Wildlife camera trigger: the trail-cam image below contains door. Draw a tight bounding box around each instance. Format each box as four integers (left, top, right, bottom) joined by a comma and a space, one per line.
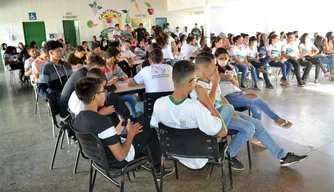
62, 20, 79, 47
155, 17, 167, 29
22, 22, 46, 47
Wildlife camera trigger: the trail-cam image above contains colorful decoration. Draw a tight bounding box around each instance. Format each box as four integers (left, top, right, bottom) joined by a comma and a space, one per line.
89, 1, 103, 16
99, 9, 123, 35
87, 20, 98, 28
131, 0, 141, 13
144, 2, 154, 15
122, 10, 131, 24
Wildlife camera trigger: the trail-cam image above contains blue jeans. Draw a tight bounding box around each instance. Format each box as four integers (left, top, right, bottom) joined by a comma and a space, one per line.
120, 94, 138, 117
228, 112, 286, 159
135, 101, 144, 114
269, 61, 293, 81
225, 91, 279, 121
164, 59, 175, 67
317, 55, 334, 74
233, 63, 257, 85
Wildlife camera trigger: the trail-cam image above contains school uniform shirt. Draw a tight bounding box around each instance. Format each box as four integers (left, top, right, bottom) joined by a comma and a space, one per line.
133, 64, 174, 93
121, 50, 136, 58
150, 95, 223, 169
218, 68, 241, 96
182, 31, 189, 37
266, 44, 280, 58
164, 28, 171, 35
32, 57, 47, 76
180, 44, 198, 61
299, 43, 313, 53
230, 45, 247, 63
152, 36, 175, 60
24, 57, 35, 69
38, 61, 73, 101
73, 110, 135, 167
258, 46, 267, 57
68, 91, 84, 116
113, 30, 122, 37
190, 79, 224, 109
174, 31, 180, 38
246, 46, 258, 59
134, 47, 146, 56
103, 64, 127, 80
281, 42, 298, 57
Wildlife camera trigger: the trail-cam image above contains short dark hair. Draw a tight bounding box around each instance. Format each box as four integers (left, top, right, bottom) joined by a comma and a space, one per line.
195, 52, 215, 67
106, 47, 120, 59
109, 41, 120, 48
87, 68, 107, 82
241, 33, 249, 38
44, 40, 63, 53
26, 45, 36, 52
149, 48, 163, 63
115, 24, 119, 27
76, 46, 85, 52
75, 77, 103, 104
249, 36, 257, 43
91, 43, 100, 50
176, 26, 179, 29
123, 40, 131, 44
82, 41, 88, 45
186, 36, 195, 43
202, 47, 212, 53
172, 60, 196, 86
86, 55, 106, 68
214, 48, 228, 57
233, 35, 242, 44
287, 32, 294, 37
280, 31, 285, 36
30, 41, 36, 46
139, 23, 143, 25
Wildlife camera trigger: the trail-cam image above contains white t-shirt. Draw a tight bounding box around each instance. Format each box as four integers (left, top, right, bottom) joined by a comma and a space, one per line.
278, 39, 286, 49
113, 30, 122, 37
180, 44, 198, 61
68, 91, 84, 116
121, 49, 136, 58
246, 46, 258, 59
150, 95, 223, 169
212, 47, 217, 55
134, 47, 146, 55
174, 31, 180, 37
299, 43, 313, 53
219, 69, 241, 96
281, 43, 298, 57
24, 57, 36, 69
133, 64, 174, 93
267, 44, 280, 58
230, 45, 247, 62
182, 31, 189, 37
152, 36, 175, 60
190, 79, 224, 109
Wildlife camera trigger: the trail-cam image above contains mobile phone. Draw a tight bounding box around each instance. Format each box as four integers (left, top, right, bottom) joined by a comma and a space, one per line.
131, 117, 139, 124
121, 121, 127, 126
118, 77, 124, 82
225, 70, 232, 75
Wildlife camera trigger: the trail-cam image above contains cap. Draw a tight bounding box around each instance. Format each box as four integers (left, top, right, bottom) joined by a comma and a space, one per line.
218, 32, 226, 38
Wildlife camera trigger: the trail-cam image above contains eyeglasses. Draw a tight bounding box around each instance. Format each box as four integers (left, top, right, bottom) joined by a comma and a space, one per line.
96, 89, 108, 95
189, 76, 198, 83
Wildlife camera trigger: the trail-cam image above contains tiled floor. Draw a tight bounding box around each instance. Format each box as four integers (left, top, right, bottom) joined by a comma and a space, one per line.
0, 71, 334, 192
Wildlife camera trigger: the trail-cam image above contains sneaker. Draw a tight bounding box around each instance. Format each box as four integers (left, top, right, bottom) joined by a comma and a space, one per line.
302, 81, 307, 85
253, 84, 260, 90
155, 168, 175, 181
228, 157, 245, 170
297, 81, 304, 87
258, 77, 264, 81
265, 83, 274, 89
240, 84, 249, 89
280, 152, 308, 167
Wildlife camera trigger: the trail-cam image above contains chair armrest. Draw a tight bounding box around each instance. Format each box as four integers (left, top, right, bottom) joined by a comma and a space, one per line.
121, 156, 150, 173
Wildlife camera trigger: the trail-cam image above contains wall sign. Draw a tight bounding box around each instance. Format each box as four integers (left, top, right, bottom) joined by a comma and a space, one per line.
29, 12, 37, 20
63, 12, 78, 20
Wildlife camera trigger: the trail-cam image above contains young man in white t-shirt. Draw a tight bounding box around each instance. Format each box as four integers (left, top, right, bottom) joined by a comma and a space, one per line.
128, 48, 174, 114
180, 36, 200, 61
190, 52, 308, 170
281, 32, 312, 86
24, 45, 38, 77
150, 60, 227, 169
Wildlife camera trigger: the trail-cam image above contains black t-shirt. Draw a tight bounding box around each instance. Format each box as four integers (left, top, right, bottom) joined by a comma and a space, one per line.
73, 110, 127, 167
135, 28, 146, 41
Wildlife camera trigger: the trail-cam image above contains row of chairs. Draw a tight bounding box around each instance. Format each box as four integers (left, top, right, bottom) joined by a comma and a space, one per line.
49, 91, 253, 192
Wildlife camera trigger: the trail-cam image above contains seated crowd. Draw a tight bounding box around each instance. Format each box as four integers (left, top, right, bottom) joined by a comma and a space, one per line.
7, 22, 334, 188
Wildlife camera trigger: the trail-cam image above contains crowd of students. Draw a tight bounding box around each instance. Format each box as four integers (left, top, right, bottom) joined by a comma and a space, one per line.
5, 23, 330, 186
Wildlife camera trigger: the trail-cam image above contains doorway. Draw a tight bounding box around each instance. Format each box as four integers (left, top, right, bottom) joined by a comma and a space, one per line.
22, 22, 46, 47
62, 20, 80, 47
155, 17, 167, 29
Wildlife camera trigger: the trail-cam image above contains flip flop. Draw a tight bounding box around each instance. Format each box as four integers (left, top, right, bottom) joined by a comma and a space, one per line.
250, 139, 267, 149
275, 120, 292, 129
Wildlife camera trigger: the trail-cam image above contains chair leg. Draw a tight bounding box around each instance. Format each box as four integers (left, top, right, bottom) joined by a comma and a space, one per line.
34, 95, 39, 115
132, 171, 136, 178
227, 148, 233, 188
65, 129, 70, 145
89, 161, 94, 192
174, 160, 179, 180
73, 148, 80, 174
60, 129, 66, 149
50, 128, 64, 170
207, 165, 214, 179
120, 175, 125, 192
127, 172, 132, 182
91, 169, 97, 190
160, 156, 165, 192
247, 141, 252, 169
221, 161, 225, 192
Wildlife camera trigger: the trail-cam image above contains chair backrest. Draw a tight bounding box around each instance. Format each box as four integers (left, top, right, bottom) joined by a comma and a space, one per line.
158, 123, 220, 161
46, 92, 60, 126
71, 124, 110, 173
144, 92, 173, 117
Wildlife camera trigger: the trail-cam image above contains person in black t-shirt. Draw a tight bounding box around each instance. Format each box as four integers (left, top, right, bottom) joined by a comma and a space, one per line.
73, 77, 175, 177
135, 23, 146, 41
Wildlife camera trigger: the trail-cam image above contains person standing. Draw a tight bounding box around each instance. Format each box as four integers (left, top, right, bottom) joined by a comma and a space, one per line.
191, 23, 202, 41
135, 23, 146, 41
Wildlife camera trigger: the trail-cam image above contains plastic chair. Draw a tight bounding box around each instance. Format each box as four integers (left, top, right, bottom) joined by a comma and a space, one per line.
158, 123, 233, 192
73, 128, 159, 192
143, 92, 173, 118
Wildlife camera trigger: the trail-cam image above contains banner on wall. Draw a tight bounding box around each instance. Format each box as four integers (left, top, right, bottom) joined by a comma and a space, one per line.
98, 9, 123, 37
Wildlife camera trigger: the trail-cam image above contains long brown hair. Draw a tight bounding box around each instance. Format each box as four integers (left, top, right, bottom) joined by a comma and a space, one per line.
154, 26, 168, 48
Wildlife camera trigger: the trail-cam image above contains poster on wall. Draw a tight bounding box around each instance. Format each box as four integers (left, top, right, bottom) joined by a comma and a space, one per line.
98, 9, 123, 37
